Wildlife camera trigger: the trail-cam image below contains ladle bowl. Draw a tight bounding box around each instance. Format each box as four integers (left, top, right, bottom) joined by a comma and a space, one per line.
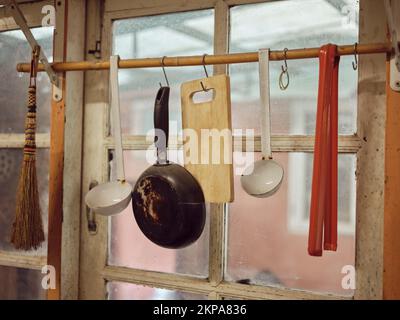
85, 181, 132, 216
240, 158, 284, 198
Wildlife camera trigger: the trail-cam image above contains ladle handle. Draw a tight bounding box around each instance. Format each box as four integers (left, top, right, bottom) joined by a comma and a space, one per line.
258, 49, 272, 160
110, 55, 125, 181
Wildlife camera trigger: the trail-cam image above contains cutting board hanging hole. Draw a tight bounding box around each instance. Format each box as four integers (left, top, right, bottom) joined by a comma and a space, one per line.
191, 88, 215, 104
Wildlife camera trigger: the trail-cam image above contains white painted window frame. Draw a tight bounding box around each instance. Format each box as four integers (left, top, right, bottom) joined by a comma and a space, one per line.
0, 0, 52, 272
79, 0, 384, 300
0, 0, 384, 301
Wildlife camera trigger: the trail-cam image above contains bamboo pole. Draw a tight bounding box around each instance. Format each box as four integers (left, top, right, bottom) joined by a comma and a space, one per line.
16, 42, 393, 73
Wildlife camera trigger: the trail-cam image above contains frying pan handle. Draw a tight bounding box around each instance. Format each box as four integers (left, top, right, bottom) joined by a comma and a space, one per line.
154, 86, 170, 164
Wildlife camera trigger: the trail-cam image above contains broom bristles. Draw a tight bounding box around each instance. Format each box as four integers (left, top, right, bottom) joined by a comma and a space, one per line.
11, 62, 45, 250
11, 155, 45, 250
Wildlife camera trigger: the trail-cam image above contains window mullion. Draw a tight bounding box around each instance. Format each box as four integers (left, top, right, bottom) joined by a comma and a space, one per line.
109, 135, 362, 153
0, 251, 46, 271
0, 133, 50, 148
208, 0, 230, 287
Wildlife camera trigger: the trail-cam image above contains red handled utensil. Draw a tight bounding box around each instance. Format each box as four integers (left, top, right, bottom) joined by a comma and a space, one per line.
308, 44, 339, 256
324, 46, 339, 251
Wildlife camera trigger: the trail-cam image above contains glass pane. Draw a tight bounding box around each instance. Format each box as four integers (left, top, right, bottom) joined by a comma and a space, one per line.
112, 10, 214, 135
0, 266, 46, 299
109, 150, 209, 277
229, 0, 358, 135
0, 149, 49, 255
226, 152, 356, 296
107, 282, 207, 300
0, 27, 54, 133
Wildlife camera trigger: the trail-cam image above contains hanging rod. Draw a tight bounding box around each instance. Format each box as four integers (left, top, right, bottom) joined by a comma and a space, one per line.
16, 42, 393, 73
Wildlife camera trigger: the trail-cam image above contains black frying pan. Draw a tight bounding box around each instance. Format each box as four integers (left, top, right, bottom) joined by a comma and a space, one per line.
131, 86, 206, 249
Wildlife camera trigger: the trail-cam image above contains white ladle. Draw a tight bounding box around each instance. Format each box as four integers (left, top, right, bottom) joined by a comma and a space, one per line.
240, 48, 284, 198
85, 55, 133, 216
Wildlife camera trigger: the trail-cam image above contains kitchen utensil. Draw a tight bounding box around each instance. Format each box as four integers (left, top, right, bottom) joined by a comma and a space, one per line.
131, 86, 206, 249
11, 45, 45, 250
181, 74, 234, 203
308, 44, 339, 256
240, 49, 284, 198
85, 55, 132, 216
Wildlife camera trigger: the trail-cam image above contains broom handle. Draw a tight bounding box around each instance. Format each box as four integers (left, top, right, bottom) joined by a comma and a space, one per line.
24, 46, 40, 155
110, 55, 125, 182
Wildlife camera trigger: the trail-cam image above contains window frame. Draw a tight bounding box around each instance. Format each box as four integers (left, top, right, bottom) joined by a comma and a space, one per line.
0, 0, 53, 274
0, 0, 53, 32
78, 0, 383, 300
0, 0, 385, 301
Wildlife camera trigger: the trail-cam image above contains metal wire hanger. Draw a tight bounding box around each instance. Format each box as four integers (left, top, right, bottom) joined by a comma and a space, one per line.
159, 56, 170, 87
279, 48, 290, 90
200, 54, 209, 92
352, 42, 358, 70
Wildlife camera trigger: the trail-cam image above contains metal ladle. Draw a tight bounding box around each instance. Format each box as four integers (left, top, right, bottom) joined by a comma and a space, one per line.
85, 55, 133, 216
240, 48, 284, 198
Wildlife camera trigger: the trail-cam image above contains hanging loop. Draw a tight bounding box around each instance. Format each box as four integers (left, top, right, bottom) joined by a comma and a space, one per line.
160, 56, 170, 87
30, 45, 40, 87
352, 42, 358, 71
200, 54, 209, 92
279, 48, 290, 90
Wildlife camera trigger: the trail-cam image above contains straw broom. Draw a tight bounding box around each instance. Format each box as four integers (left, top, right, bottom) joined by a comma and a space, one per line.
11, 46, 45, 250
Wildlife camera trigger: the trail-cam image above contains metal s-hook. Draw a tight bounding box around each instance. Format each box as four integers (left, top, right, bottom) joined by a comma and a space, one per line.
281, 48, 288, 73
159, 56, 170, 87
202, 54, 209, 78
200, 54, 209, 92
279, 48, 290, 90
352, 42, 358, 71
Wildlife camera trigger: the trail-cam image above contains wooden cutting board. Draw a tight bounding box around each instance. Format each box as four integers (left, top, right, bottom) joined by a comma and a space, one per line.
181, 74, 234, 203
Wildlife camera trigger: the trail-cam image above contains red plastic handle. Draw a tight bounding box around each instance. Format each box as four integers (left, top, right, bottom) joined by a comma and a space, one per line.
324, 47, 339, 251
308, 44, 339, 256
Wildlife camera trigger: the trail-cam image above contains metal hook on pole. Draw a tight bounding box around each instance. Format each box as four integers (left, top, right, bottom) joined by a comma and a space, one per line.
200, 54, 209, 92
202, 54, 209, 78
159, 56, 170, 87
279, 48, 290, 90
352, 42, 358, 71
